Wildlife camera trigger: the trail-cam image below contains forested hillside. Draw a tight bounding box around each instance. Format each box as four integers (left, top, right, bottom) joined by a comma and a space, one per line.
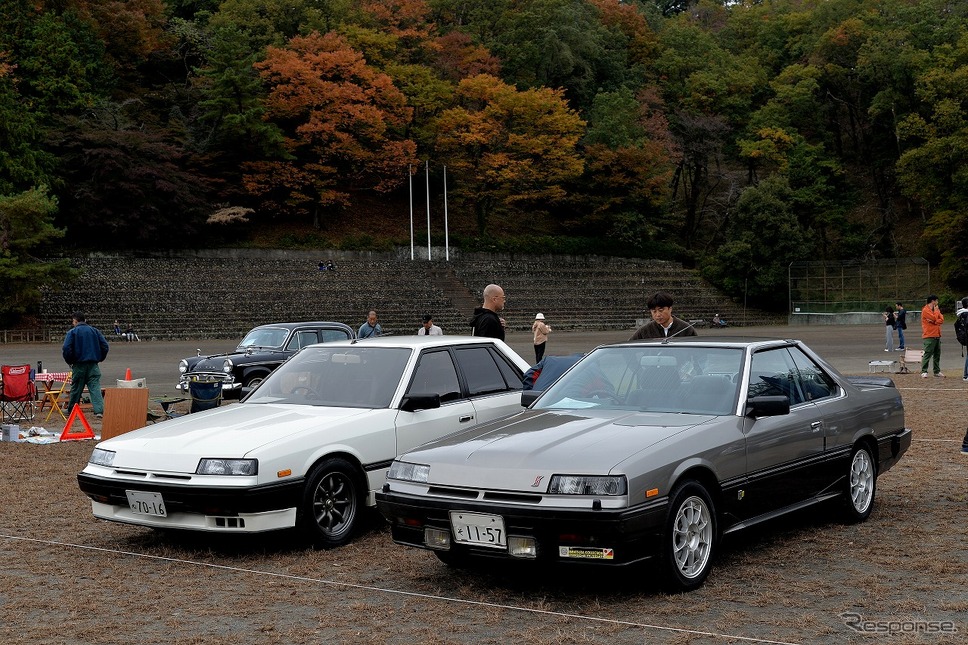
1, 0, 966, 320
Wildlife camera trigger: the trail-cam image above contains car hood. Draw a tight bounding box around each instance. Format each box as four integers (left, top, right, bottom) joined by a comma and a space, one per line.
97, 404, 377, 471
404, 409, 711, 488
190, 348, 284, 370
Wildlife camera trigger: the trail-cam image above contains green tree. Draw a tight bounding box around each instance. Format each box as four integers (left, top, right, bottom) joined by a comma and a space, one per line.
896, 33, 968, 287
702, 175, 814, 310
0, 186, 75, 325
0, 54, 53, 193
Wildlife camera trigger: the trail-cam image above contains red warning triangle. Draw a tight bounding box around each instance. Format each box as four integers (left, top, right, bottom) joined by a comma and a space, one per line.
60, 404, 96, 441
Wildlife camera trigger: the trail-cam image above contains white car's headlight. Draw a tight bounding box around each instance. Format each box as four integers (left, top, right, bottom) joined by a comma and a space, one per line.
89, 448, 116, 467
196, 458, 258, 476
178, 359, 188, 374
222, 359, 233, 374
548, 475, 627, 496
387, 461, 430, 483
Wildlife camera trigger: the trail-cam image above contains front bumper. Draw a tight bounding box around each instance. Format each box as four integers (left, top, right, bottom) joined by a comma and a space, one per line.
375, 487, 669, 566
176, 372, 240, 393
77, 472, 304, 533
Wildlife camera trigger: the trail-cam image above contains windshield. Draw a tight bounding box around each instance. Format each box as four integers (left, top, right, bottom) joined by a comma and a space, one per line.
238, 327, 288, 349
245, 346, 412, 408
533, 345, 744, 415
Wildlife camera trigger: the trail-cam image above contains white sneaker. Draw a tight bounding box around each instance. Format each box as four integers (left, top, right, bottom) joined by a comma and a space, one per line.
935, 372, 946, 378
885, 349, 891, 352
921, 372, 928, 378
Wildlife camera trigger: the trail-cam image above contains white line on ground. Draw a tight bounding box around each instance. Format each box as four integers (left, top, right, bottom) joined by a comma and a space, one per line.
0, 534, 801, 645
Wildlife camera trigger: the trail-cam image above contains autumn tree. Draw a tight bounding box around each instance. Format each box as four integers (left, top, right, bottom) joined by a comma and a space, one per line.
250, 32, 418, 227
432, 74, 585, 234
572, 86, 674, 252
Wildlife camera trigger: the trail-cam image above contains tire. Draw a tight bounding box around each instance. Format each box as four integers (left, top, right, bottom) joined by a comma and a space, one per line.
843, 444, 877, 523
300, 458, 362, 547
662, 480, 717, 592
243, 374, 266, 389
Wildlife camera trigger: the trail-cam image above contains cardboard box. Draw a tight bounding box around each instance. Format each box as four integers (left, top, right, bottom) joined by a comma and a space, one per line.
1, 424, 22, 442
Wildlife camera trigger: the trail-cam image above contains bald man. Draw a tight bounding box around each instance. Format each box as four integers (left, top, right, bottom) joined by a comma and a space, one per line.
469, 283, 506, 340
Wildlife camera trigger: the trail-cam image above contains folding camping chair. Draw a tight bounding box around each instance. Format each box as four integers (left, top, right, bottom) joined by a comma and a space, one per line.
1, 364, 37, 423
189, 380, 222, 413
41, 372, 72, 422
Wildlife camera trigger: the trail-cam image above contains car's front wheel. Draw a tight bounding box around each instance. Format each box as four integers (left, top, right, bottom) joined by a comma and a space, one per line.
243, 373, 266, 389
300, 458, 361, 547
662, 480, 717, 592
843, 444, 876, 522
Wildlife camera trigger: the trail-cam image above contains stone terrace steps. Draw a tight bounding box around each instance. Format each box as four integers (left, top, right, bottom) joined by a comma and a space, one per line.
36, 251, 781, 340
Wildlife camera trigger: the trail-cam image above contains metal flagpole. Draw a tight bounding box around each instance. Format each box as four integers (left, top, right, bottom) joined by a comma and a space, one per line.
425, 160, 431, 261
408, 165, 414, 260
443, 165, 449, 261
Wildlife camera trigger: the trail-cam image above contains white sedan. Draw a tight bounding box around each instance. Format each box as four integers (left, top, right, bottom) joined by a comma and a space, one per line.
78, 336, 531, 546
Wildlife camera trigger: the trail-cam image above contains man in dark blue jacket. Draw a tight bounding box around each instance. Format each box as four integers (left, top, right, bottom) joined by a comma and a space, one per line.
62, 312, 110, 418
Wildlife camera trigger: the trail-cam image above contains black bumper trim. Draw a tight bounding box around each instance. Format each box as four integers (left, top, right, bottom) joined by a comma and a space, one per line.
376, 489, 669, 566
77, 472, 305, 516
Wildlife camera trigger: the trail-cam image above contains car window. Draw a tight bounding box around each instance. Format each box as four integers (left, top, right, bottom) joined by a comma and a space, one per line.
246, 346, 411, 408
490, 348, 525, 390
454, 347, 516, 396
286, 330, 319, 350
788, 346, 838, 401
748, 348, 805, 405
407, 350, 462, 402
533, 346, 742, 414
239, 326, 288, 348
321, 328, 352, 342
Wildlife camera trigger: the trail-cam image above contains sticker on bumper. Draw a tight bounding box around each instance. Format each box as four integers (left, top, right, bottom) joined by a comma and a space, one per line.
558, 546, 614, 560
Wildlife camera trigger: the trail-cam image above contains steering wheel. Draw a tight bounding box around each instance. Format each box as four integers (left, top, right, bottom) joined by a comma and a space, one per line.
290, 386, 318, 398
585, 389, 618, 402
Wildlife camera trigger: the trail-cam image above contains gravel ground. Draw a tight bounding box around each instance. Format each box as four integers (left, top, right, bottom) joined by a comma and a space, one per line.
0, 327, 966, 644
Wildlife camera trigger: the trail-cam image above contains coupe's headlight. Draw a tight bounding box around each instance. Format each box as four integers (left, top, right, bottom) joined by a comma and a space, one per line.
89, 448, 116, 467
387, 460, 430, 483
196, 458, 258, 476
178, 359, 188, 374
222, 359, 233, 374
548, 475, 627, 496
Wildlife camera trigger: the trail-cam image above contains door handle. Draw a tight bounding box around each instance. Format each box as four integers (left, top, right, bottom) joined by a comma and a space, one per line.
459, 415, 474, 423
810, 421, 823, 432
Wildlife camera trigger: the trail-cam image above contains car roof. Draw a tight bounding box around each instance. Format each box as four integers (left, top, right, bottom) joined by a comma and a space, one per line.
320, 335, 512, 349
250, 321, 353, 331
611, 337, 800, 350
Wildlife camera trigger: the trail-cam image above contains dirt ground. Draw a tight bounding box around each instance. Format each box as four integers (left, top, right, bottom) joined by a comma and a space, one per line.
0, 327, 966, 644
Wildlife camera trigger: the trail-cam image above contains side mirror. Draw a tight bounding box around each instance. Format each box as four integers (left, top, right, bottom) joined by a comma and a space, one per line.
745, 395, 790, 417
400, 393, 441, 412
521, 390, 541, 407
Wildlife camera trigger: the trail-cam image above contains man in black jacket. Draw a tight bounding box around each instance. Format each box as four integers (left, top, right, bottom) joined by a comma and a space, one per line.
469, 284, 506, 340
629, 292, 698, 340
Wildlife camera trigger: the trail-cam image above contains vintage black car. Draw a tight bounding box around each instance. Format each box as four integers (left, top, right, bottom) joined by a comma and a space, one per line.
176, 321, 355, 395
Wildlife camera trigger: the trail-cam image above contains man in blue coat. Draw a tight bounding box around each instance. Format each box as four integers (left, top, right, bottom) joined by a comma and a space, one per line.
62, 312, 110, 418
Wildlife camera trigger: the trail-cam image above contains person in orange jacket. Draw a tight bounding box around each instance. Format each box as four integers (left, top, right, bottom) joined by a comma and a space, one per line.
920, 294, 944, 377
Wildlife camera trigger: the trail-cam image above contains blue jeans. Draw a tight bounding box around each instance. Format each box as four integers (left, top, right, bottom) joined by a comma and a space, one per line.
897, 326, 905, 349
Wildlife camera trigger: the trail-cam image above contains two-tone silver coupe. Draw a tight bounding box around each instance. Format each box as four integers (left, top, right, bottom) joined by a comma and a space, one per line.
376, 338, 911, 590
